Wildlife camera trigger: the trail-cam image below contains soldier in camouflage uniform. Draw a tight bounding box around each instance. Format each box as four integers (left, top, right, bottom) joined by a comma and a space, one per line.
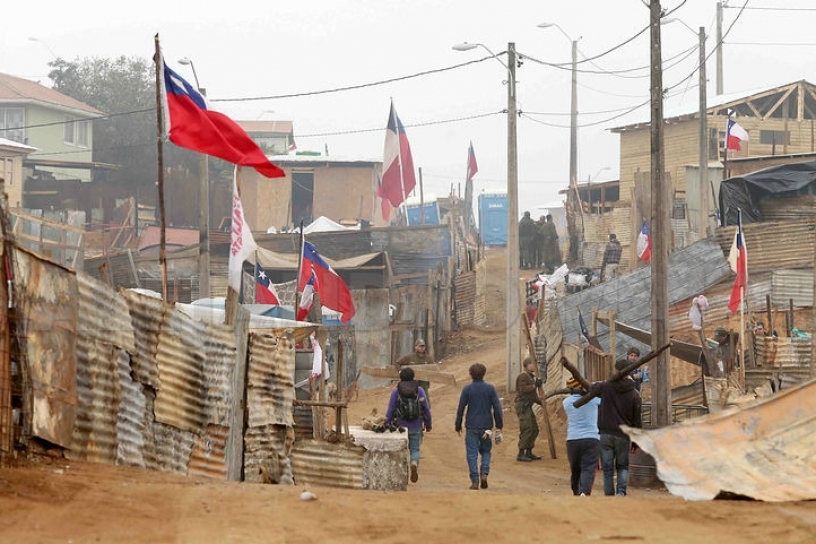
514, 357, 543, 462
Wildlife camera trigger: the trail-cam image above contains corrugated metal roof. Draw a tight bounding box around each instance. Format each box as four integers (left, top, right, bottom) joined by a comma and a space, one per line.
625, 378, 816, 501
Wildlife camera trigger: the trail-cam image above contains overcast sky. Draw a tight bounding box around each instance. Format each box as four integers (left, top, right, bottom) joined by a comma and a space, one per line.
4, 1, 816, 216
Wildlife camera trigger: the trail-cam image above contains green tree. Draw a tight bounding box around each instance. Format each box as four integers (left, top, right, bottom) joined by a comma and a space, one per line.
48, 56, 198, 189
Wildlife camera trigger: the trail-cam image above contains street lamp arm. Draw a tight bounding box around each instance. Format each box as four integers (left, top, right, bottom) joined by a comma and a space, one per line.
451, 42, 508, 70
178, 57, 201, 91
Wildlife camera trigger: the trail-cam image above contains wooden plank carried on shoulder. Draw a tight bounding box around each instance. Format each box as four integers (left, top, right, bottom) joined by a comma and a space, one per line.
361, 365, 457, 386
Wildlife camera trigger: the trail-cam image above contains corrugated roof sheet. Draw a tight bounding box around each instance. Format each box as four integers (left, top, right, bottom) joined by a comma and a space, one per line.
625, 378, 816, 501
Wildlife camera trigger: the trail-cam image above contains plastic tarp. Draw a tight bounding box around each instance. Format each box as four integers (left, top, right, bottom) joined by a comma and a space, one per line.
718, 160, 816, 225
299, 216, 360, 234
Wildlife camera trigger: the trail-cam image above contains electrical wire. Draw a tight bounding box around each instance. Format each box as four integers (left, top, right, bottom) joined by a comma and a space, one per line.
211, 55, 504, 103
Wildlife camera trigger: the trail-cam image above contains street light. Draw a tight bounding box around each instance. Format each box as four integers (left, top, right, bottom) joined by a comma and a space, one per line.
662, 18, 709, 237
453, 41, 521, 391
537, 22, 580, 260
28, 37, 58, 59
177, 57, 210, 299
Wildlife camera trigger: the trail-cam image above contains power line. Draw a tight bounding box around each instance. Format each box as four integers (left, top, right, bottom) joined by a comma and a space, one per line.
211, 55, 503, 103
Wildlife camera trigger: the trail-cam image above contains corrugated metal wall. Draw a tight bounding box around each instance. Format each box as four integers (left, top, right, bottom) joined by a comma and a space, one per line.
10, 245, 307, 483
453, 259, 486, 327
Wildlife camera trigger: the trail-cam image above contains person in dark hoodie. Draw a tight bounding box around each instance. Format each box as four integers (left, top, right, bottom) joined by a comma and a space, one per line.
584, 358, 642, 496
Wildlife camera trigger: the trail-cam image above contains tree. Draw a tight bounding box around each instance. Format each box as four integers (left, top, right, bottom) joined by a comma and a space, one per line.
49, 56, 200, 188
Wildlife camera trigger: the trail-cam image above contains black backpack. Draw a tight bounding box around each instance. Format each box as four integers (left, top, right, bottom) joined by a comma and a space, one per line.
396, 381, 422, 421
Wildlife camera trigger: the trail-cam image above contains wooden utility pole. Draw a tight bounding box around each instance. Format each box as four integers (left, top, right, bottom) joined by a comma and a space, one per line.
698, 26, 709, 238
650, 1, 671, 427
506, 42, 522, 392
716, 1, 724, 95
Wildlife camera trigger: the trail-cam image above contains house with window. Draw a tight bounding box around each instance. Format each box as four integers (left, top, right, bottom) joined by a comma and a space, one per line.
236, 120, 296, 156
0, 72, 103, 198
570, 79, 816, 273
237, 153, 384, 233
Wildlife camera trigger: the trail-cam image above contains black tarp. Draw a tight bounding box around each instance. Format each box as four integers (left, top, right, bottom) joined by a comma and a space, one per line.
718, 160, 816, 225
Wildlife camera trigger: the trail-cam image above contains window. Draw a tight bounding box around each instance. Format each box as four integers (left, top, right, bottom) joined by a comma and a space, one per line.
64, 116, 76, 144
759, 130, 790, 145
63, 116, 90, 147
0, 107, 25, 143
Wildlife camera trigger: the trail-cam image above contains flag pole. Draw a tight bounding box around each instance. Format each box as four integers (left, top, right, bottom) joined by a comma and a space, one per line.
153, 34, 168, 302
738, 208, 746, 391
295, 221, 305, 318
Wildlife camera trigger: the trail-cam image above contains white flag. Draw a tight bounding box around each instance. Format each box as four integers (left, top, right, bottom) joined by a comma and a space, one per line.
227, 167, 257, 292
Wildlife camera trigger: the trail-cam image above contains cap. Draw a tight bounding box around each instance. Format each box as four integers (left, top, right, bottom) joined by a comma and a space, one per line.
714, 327, 728, 338
415, 338, 426, 347
566, 377, 581, 389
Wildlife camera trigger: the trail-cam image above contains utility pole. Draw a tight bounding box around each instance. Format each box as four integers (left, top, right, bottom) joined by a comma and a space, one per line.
506, 42, 521, 392
569, 39, 578, 215
650, 1, 670, 427
716, 1, 724, 95
698, 26, 709, 238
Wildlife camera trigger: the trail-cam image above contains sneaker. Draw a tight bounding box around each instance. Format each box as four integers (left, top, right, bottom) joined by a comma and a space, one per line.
579, 493, 587, 497
469, 481, 479, 490
410, 463, 418, 483
616, 492, 626, 497
480, 473, 488, 489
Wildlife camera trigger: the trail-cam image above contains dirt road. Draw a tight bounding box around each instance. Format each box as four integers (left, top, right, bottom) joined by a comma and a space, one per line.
2, 247, 816, 543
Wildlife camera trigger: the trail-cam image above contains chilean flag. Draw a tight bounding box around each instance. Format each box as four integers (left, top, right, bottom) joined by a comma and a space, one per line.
726, 119, 749, 151
728, 210, 748, 314
158, 51, 284, 178
636, 219, 652, 262
297, 266, 317, 321
467, 141, 478, 181
376, 173, 391, 222
255, 262, 280, 305
380, 101, 416, 211
298, 241, 356, 323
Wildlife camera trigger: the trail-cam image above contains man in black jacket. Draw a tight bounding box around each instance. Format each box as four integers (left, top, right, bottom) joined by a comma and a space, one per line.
586, 358, 642, 496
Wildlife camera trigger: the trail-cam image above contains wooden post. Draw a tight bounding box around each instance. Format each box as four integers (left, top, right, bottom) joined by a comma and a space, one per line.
765, 295, 773, 336
521, 310, 556, 459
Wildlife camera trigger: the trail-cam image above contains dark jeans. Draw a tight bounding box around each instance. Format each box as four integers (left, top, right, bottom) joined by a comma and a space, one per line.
465, 429, 493, 483
566, 438, 600, 495
515, 402, 539, 450
600, 433, 630, 496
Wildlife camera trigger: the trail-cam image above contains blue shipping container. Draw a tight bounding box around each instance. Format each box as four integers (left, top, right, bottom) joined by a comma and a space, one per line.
406, 201, 440, 225
478, 193, 508, 245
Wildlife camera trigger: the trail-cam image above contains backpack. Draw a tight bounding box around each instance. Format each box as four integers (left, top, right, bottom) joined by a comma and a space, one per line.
396, 381, 422, 421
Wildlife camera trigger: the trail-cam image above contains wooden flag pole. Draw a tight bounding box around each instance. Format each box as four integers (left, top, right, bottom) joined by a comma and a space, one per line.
521, 309, 556, 459
153, 35, 168, 302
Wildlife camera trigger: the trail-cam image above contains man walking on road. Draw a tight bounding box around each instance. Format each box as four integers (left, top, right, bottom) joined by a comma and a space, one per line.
455, 363, 504, 490
514, 357, 543, 462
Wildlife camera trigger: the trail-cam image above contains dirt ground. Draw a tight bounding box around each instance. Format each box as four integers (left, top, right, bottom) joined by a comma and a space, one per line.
2, 247, 816, 543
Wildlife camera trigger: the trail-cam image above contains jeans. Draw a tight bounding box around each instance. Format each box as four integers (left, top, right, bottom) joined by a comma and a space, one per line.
600, 433, 630, 496
407, 428, 423, 465
465, 429, 492, 483
566, 438, 600, 495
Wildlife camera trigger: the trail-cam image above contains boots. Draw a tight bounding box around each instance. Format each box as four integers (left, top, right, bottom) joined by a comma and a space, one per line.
517, 449, 532, 462
527, 449, 542, 461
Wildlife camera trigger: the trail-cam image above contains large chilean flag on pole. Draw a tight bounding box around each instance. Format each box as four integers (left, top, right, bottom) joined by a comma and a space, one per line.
379, 100, 416, 214
298, 241, 356, 323
158, 50, 284, 178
